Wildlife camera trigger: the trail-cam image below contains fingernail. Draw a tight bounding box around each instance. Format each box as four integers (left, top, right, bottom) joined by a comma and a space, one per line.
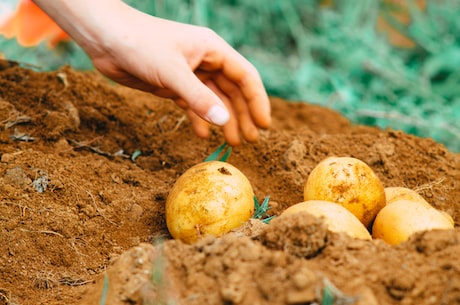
205, 105, 229, 126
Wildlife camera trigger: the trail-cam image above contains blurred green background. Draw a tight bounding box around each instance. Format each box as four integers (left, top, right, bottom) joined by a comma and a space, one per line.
1, 0, 459, 152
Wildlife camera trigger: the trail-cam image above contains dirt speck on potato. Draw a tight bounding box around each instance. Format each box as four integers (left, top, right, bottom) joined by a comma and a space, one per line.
218, 166, 232, 175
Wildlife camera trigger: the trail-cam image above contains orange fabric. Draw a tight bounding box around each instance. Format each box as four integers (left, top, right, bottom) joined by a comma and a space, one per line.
377, 0, 426, 48
0, 0, 70, 48
321, 0, 426, 48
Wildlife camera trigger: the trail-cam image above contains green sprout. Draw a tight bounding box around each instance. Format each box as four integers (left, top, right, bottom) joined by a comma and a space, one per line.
320, 278, 358, 305
99, 273, 109, 305
204, 142, 232, 162
321, 285, 334, 305
253, 195, 274, 224
131, 149, 142, 162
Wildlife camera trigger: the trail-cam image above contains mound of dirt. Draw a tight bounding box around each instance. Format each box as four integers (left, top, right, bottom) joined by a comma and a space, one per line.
0, 60, 458, 305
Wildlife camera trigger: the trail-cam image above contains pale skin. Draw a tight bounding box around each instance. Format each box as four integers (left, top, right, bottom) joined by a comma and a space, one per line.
32, 0, 271, 146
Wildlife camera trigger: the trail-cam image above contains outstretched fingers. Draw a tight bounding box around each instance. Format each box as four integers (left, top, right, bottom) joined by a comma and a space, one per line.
212, 73, 260, 142
205, 51, 271, 130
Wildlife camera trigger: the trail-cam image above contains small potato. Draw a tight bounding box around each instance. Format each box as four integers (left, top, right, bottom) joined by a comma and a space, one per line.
282, 200, 372, 240
384, 187, 429, 206
440, 211, 455, 226
372, 199, 454, 245
166, 161, 254, 244
384, 186, 455, 225
304, 157, 386, 228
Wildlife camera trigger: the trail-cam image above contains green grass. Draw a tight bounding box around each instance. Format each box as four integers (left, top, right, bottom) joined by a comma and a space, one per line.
2, 0, 459, 152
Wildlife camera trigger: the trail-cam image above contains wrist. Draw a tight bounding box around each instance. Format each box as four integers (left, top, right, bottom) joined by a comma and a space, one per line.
32, 0, 129, 56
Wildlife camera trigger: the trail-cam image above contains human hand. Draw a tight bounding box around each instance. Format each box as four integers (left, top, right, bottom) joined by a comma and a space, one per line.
91, 15, 272, 146
33, 0, 271, 146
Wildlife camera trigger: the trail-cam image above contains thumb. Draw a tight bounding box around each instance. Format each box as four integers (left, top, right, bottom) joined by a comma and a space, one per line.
164, 68, 230, 126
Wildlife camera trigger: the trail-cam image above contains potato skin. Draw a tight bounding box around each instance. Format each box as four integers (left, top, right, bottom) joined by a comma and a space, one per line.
384, 186, 455, 225
384, 187, 429, 206
372, 199, 454, 245
282, 200, 372, 240
303, 157, 386, 228
166, 161, 254, 244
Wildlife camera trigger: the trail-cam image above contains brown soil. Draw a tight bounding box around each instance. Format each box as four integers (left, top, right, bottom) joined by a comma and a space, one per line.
0, 60, 459, 305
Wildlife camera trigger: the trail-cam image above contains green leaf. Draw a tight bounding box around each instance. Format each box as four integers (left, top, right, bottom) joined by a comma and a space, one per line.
204, 143, 232, 162
253, 195, 274, 224
99, 273, 109, 305
131, 150, 142, 162
321, 285, 335, 305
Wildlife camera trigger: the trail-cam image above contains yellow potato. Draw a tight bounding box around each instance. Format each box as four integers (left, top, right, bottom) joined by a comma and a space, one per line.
166, 161, 254, 244
440, 211, 455, 226
372, 199, 454, 245
303, 156, 386, 228
282, 200, 372, 240
384, 186, 429, 206
384, 186, 455, 225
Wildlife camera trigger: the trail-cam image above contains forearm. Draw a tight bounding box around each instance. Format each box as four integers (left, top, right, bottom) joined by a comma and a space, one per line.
31, 0, 131, 55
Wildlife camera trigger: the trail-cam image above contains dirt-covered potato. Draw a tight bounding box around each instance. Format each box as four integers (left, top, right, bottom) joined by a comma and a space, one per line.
372, 199, 454, 245
303, 156, 386, 228
166, 161, 254, 244
282, 200, 372, 240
